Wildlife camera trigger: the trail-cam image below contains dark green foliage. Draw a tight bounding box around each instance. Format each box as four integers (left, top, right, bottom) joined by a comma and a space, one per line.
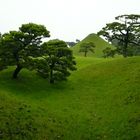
79, 42, 95, 57
0, 24, 76, 83
0, 23, 50, 78
103, 47, 116, 58
66, 41, 77, 47
76, 39, 80, 43
98, 14, 140, 57
66, 39, 80, 47
35, 39, 76, 83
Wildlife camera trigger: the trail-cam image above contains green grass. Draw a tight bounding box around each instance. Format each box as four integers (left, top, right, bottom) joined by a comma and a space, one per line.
72, 33, 115, 57
0, 56, 140, 139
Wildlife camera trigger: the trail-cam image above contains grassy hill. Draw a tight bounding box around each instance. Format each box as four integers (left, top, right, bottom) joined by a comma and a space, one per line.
0, 56, 140, 140
72, 33, 115, 57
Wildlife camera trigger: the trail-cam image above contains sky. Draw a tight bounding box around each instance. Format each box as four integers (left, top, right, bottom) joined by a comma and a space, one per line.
0, 0, 140, 41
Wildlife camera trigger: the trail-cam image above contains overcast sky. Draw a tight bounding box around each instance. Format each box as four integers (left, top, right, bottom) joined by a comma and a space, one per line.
0, 0, 140, 41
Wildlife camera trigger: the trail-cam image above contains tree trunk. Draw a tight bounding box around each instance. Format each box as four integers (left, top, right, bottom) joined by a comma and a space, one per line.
50, 69, 54, 84
12, 64, 22, 79
123, 47, 127, 57
123, 28, 129, 58
84, 51, 87, 57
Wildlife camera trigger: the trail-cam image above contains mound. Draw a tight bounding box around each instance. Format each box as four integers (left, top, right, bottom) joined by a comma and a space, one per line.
72, 33, 114, 57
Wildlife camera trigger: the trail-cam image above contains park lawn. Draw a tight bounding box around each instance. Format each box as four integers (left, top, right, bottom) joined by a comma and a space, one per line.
0, 56, 140, 140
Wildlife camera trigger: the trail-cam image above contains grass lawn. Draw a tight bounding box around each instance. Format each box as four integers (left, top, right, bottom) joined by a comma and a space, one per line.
0, 56, 140, 140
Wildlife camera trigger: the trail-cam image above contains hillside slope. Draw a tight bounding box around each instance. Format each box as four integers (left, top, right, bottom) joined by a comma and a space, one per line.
72, 33, 114, 57
0, 56, 140, 140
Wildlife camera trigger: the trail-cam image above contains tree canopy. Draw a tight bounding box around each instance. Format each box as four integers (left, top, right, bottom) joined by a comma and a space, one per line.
0, 23, 50, 78
102, 47, 116, 58
0, 24, 76, 84
79, 42, 95, 57
98, 14, 140, 57
0, 23, 76, 83
35, 39, 76, 83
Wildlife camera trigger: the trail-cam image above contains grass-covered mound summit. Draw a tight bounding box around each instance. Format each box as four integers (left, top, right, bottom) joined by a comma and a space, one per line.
72, 33, 114, 57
